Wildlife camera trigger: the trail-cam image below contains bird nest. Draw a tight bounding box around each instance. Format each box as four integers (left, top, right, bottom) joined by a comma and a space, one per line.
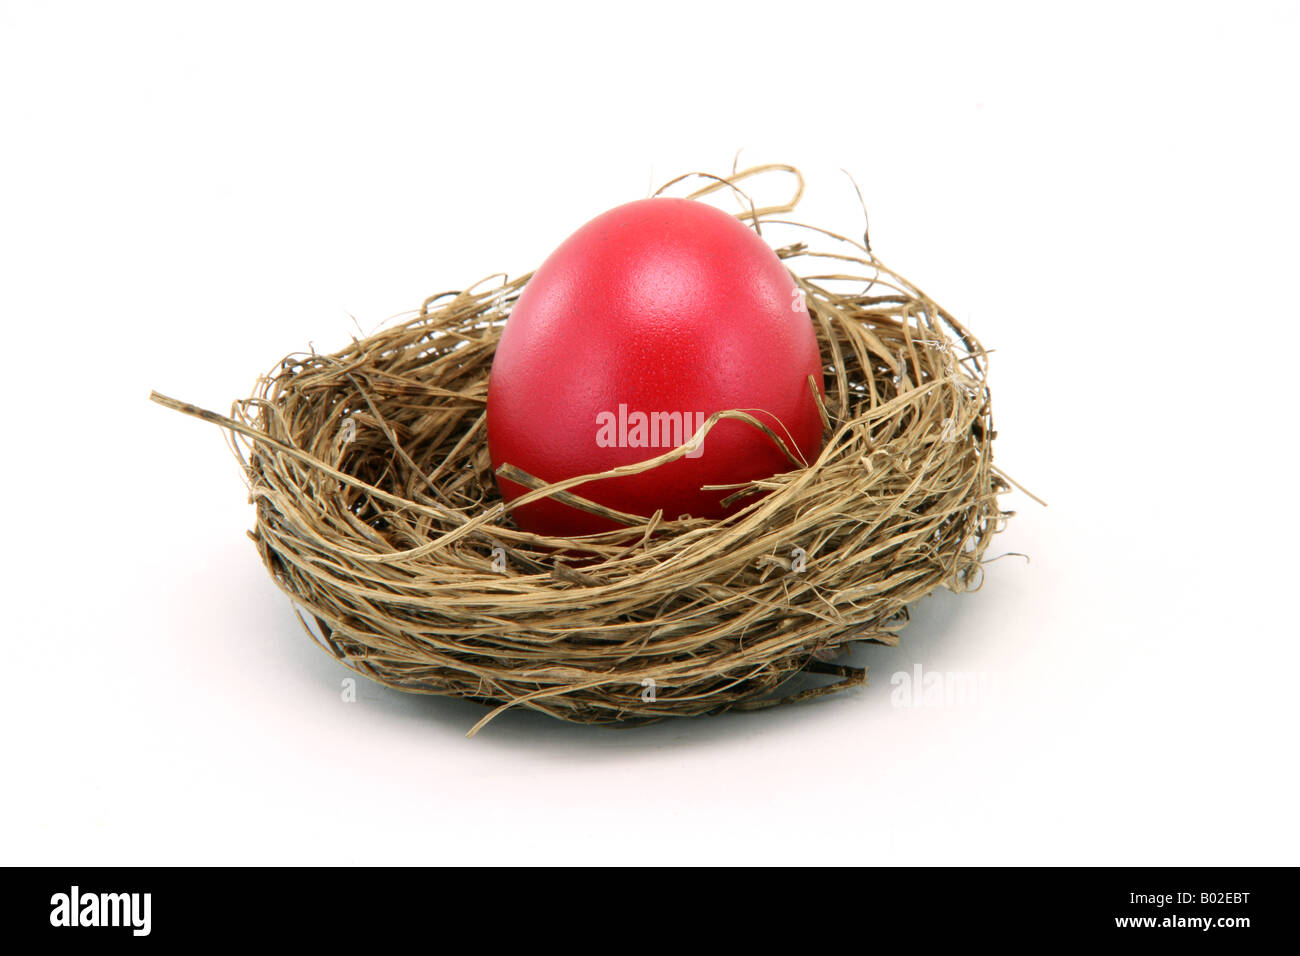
152, 164, 1020, 736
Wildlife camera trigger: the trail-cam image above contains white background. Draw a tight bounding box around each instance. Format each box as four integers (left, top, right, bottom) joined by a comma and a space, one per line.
2, 0, 1296, 865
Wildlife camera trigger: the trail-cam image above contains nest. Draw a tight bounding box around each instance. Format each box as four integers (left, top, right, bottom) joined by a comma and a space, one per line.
153, 164, 1021, 736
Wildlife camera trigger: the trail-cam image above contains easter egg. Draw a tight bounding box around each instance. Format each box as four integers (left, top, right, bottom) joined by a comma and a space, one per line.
486, 196, 825, 536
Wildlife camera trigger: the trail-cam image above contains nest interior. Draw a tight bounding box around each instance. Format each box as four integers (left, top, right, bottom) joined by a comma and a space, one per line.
153, 165, 1015, 735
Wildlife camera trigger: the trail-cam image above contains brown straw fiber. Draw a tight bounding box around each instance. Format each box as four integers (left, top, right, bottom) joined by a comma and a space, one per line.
151, 164, 1024, 736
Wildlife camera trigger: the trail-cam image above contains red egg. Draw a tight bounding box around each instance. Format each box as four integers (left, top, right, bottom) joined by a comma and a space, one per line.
487, 197, 825, 536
